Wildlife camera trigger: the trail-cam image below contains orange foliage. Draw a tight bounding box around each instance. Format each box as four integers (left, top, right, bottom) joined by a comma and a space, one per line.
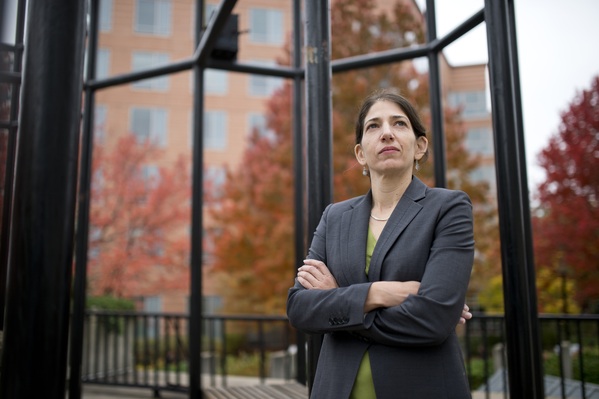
88, 135, 190, 298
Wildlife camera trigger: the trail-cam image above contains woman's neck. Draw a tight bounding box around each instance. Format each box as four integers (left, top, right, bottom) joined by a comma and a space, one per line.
370, 173, 412, 213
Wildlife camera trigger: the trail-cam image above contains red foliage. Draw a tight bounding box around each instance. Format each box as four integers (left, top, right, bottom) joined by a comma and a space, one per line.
533, 76, 599, 311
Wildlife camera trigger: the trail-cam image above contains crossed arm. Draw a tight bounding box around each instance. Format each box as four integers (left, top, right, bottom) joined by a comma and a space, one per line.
297, 258, 472, 324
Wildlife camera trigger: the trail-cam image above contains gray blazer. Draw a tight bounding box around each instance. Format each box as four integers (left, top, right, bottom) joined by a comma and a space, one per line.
287, 177, 474, 399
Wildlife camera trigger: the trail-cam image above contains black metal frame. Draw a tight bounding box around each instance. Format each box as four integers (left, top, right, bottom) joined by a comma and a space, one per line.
0, 0, 544, 398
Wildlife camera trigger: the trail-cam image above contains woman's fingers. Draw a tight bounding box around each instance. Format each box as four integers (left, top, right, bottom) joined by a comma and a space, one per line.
297, 259, 338, 289
459, 304, 473, 325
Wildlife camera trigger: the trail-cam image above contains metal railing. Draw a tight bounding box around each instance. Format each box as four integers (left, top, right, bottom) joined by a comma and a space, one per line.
462, 313, 599, 399
80, 311, 294, 396
80, 311, 599, 398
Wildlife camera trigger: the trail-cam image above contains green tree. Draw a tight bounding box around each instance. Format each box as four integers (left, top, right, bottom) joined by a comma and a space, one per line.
533, 75, 599, 313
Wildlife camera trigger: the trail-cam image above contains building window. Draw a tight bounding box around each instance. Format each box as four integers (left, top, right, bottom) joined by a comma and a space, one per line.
447, 91, 489, 119
249, 8, 283, 45
205, 3, 219, 22
141, 164, 160, 189
205, 69, 228, 95
248, 113, 276, 142
94, 105, 107, 143
202, 295, 222, 314
142, 296, 162, 338
205, 166, 226, 200
130, 107, 168, 147
135, 0, 171, 36
248, 60, 284, 97
466, 127, 494, 156
189, 2, 218, 38
204, 110, 227, 150
134, 164, 161, 204
132, 51, 170, 91
96, 48, 111, 79
470, 165, 497, 193
99, 0, 113, 32
88, 227, 102, 259
144, 295, 162, 312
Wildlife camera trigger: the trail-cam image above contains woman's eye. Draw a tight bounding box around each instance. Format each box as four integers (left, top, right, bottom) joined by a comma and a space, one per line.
395, 120, 407, 127
366, 123, 378, 130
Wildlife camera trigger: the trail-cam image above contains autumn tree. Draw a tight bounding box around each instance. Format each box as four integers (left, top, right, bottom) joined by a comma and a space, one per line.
533, 75, 599, 313
87, 134, 191, 299
205, 89, 296, 315
208, 0, 497, 314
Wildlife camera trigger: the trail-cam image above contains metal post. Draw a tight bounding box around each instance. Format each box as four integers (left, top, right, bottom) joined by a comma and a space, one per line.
69, 0, 100, 398
0, 0, 87, 397
189, 1, 205, 398
304, 0, 332, 392
0, 0, 26, 331
484, 1, 544, 398
425, 0, 447, 188
292, 0, 307, 386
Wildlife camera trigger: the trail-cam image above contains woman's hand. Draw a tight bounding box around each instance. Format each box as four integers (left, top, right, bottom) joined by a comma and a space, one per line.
297, 259, 339, 290
459, 304, 472, 325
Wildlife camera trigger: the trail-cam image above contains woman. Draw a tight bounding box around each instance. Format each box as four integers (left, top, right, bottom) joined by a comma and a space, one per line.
287, 90, 474, 399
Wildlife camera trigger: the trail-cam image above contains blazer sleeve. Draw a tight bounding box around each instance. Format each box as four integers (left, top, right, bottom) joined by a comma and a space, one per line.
359, 190, 474, 347
286, 204, 373, 335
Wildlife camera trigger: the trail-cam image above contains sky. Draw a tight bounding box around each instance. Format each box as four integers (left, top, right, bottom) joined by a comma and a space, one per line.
422, 0, 599, 193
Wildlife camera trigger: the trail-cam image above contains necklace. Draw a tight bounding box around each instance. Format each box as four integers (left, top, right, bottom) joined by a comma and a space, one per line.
370, 213, 390, 222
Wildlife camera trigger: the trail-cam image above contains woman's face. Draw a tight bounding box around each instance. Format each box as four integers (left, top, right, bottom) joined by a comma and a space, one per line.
354, 100, 428, 177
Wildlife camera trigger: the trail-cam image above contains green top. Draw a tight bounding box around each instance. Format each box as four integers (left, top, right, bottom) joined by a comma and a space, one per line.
349, 227, 377, 399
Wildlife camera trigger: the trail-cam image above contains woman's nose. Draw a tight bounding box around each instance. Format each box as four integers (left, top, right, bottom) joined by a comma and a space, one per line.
380, 123, 393, 139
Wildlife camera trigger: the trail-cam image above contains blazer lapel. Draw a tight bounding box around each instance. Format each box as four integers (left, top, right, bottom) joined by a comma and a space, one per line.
368, 177, 427, 282
338, 193, 371, 286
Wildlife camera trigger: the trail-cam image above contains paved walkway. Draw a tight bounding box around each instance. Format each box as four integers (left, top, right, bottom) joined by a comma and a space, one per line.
79, 383, 504, 399
77, 377, 307, 398
80, 385, 506, 399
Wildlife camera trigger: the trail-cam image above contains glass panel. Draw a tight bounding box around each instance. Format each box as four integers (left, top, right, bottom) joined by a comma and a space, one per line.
249, 8, 283, 45
96, 48, 110, 79
94, 105, 107, 143
99, 0, 113, 32
466, 127, 494, 156
152, 108, 168, 146
204, 110, 227, 150
248, 60, 284, 97
157, 0, 171, 35
131, 107, 151, 141
205, 69, 228, 95
131, 51, 170, 90
135, 0, 156, 33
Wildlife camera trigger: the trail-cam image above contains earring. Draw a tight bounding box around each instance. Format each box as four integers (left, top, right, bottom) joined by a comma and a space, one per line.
362, 167, 369, 176
414, 160, 420, 171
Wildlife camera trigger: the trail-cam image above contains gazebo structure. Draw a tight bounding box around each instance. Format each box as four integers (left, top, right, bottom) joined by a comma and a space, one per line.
0, 0, 544, 398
